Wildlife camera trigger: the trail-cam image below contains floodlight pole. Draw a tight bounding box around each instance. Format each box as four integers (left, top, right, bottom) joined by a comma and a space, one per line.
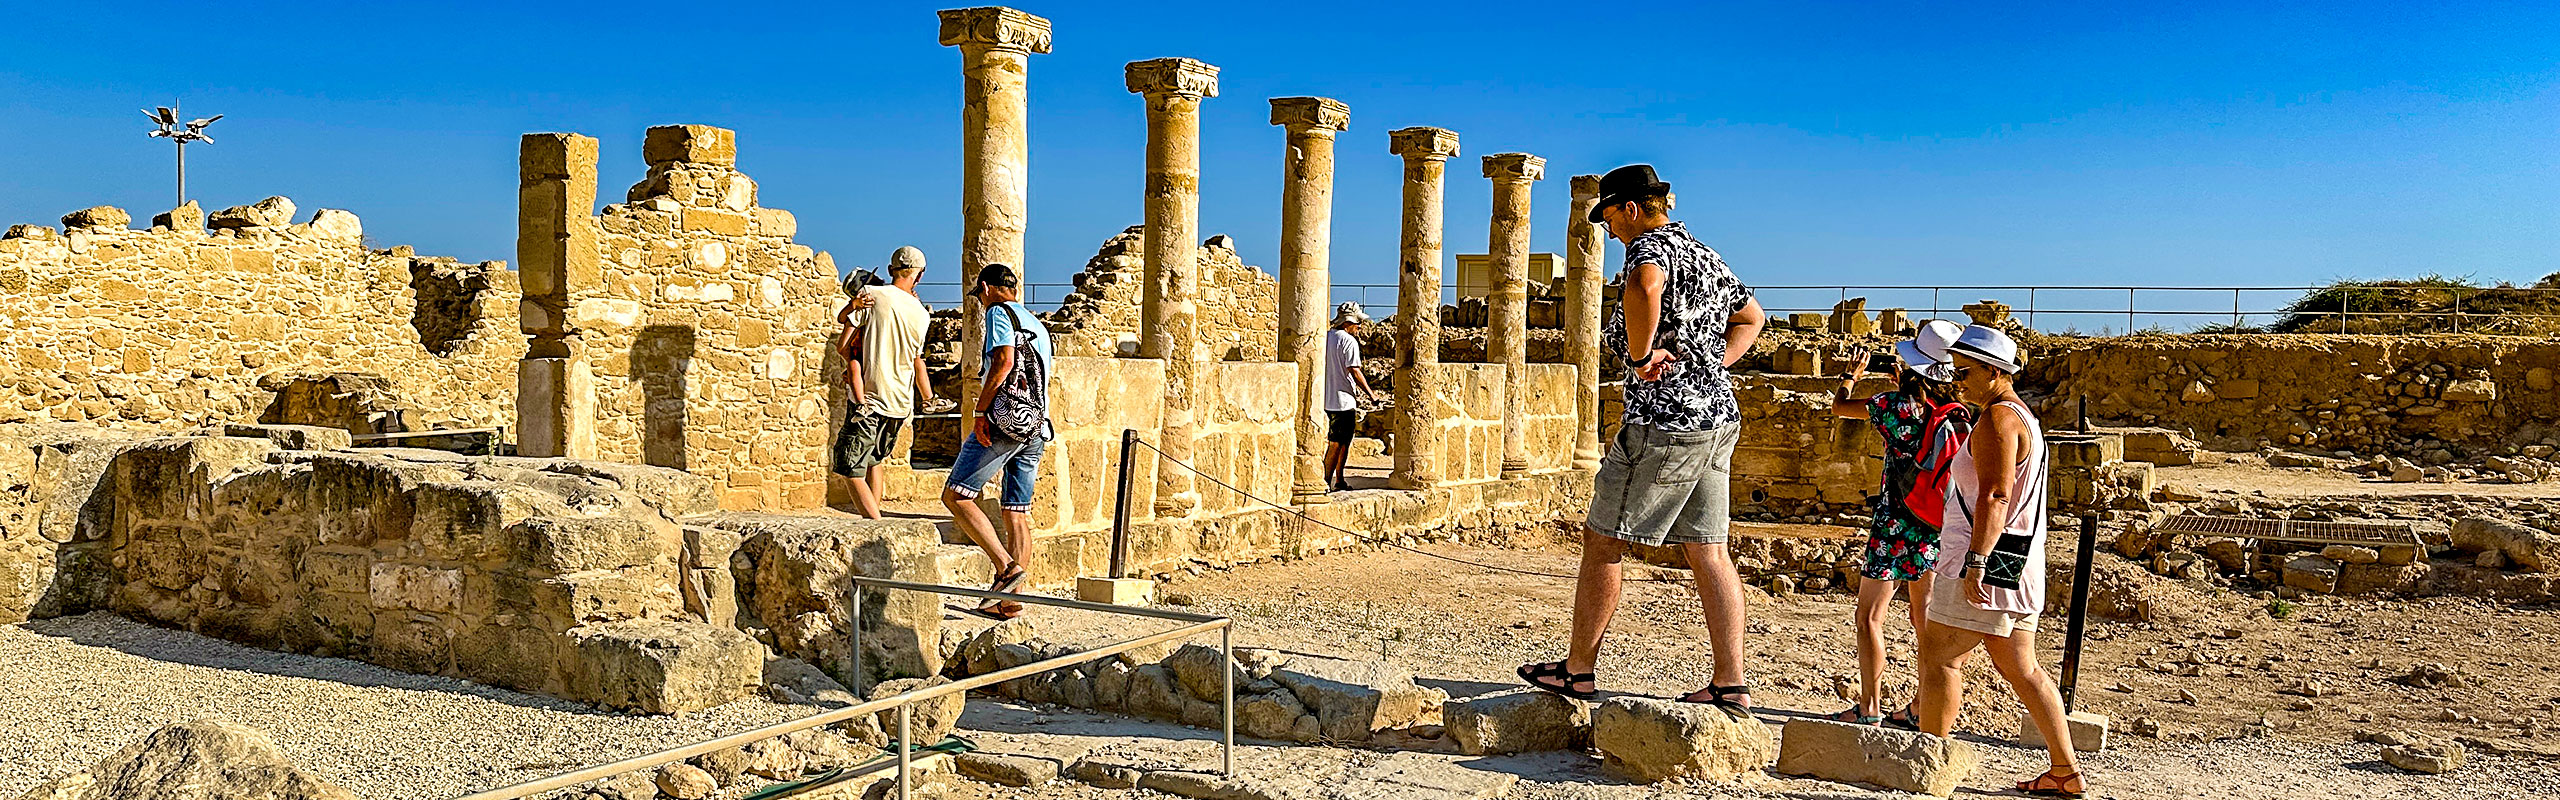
175, 137, 186, 208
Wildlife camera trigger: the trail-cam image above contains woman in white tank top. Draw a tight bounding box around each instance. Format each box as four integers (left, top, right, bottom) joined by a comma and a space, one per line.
1914, 326, 2087, 798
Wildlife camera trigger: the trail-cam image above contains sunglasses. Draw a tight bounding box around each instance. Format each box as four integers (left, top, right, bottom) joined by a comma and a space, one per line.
1952, 366, 1977, 381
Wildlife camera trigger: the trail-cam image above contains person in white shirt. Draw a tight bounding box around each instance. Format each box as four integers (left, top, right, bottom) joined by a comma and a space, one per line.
1322, 303, 1375, 492
831, 247, 933, 519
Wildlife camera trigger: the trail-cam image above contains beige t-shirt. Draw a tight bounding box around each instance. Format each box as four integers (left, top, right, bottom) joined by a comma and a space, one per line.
856, 286, 929, 418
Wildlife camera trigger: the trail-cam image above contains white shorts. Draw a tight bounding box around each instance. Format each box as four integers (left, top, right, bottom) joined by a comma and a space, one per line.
1926, 579, 2040, 638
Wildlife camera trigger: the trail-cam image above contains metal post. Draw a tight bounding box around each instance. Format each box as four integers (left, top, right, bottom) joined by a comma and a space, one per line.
2126, 288, 2135, 335
1221, 625, 1235, 776
850, 582, 867, 698
1111, 428, 1138, 578
2232, 289, 2241, 328
2058, 513, 2099, 713
896, 704, 912, 800
2028, 287, 2037, 330
175, 140, 186, 208
2078, 395, 2089, 434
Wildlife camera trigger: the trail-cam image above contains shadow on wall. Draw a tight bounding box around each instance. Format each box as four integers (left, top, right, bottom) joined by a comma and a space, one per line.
635, 325, 696, 470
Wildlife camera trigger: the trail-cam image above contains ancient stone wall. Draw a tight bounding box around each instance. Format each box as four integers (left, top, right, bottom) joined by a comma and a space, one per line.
1044, 227, 1278, 361
2023, 334, 2560, 455
0, 206, 521, 432
1517, 364, 1580, 474
0, 423, 769, 712
1192, 362, 1299, 516
574, 126, 848, 511
1430, 364, 1509, 485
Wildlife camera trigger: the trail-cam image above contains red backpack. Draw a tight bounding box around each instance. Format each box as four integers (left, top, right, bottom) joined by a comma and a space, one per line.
1900, 399, 1975, 532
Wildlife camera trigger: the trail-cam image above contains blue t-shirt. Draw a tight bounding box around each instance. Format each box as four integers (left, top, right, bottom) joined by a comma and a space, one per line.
983, 301, 1054, 387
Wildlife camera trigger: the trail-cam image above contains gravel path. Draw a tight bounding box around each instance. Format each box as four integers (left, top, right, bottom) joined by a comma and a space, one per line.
0, 613, 809, 800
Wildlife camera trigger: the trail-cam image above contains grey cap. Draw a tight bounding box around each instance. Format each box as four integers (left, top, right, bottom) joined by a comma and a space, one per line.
887, 246, 926, 272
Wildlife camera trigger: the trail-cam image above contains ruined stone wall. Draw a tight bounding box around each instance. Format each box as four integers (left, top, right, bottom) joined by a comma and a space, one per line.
0, 424, 768, 712
1044, 227, 1278, 361
1018, 356, 1167, 533
1192, 362, 1298, 516
1518, 364, 1579, 474
0, 207, 521, 432
2023, 334, 2560, 455
571, 127, 848, 511
1429, 364, 1509, 485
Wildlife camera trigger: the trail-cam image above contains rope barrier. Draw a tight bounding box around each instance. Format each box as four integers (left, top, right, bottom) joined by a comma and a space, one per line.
1127, 437, 1863, 585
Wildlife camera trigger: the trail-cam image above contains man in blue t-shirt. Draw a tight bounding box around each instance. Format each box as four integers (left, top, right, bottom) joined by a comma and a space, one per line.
943, 263, 1053, 619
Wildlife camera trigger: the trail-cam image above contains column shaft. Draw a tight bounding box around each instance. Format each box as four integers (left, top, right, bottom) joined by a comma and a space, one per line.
1565, 174, 1605, 469
516, 132, 600, 460
939, 7, 1051, 432
1273, 98, 1349, 505
1484, 153, 1543, 478
1128, 58, 1219, 516
1388, 127, 1459, 490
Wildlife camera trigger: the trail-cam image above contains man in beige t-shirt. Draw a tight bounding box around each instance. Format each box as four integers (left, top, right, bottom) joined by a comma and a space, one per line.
832, 247, 933, 518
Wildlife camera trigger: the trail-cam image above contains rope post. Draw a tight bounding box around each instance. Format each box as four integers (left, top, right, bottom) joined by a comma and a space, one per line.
1111, 428, 1137, 578
2058, 512, 2099, 713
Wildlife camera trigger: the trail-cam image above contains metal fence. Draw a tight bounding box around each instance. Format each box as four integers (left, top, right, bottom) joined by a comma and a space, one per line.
453, 579, 1234, 800
886, 278, 2560, 335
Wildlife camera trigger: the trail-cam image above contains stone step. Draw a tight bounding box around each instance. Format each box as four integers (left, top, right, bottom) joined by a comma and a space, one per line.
1774, 717, 1978, 796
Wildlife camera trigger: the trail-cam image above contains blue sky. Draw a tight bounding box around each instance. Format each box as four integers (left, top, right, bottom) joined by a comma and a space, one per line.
4, 1, 2556, 327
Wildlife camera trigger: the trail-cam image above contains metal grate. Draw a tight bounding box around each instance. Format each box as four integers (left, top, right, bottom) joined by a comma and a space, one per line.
2157, 514, 2419, 547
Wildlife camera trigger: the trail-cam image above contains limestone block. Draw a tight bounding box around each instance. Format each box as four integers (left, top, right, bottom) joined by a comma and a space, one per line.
1876, 308, 1910, 334
2380, 738, 2465, 774
2016, 710, 2110, 752
305, 208, 363, 243
2046, 435, 2123, 470
209, 196, 297, 229
1267, 655, 1435, 741
655, 763, 717, 799
1776, 718, 1978, 796
643, 124, 738, 166
1162, 643, 1247, 703
563, 619, 762, 713
1445, 688, 1591, 755
2451, 516, 2557, 572
10, 720, 359, 800
1076, 576, 1155, 606
5, 223, 57, 240
514, 515, 679, 572
367, 563, 462, 612
2283, 555, 2341, 593
2338, 562, 2430, 595
61, 205, 131, 230
1593, 696, 1777, 783
955, 752, 1061, 787
222, 423, 352, 451
722, 515, 947, 684
2117, 428, 2196, 466
2442, 379, 2496, 403
860, 676, 965, 746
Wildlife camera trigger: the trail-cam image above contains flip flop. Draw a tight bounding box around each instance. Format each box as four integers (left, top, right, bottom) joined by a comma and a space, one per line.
1676, 684, 1752, 717
1826, 705, 1883, 726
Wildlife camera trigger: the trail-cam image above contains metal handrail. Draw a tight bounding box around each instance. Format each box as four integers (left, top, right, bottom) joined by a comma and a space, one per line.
453, 580, 1235, 800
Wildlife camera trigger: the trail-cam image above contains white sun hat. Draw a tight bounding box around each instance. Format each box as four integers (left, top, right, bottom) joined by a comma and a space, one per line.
1948, 324, 2025, 374
1894, 319, 1965, 381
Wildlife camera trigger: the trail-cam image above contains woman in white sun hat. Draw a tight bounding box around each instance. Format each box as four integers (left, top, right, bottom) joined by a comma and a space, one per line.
1824, 319, 1967, 728
1914, 324, 2087, 798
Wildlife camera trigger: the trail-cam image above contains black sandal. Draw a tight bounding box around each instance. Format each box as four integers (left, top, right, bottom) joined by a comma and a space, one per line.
1677, 684, 1752, 716
1882, 705, 1921, 731
1517, 660, 1596, 700
978, 565, 1027, 611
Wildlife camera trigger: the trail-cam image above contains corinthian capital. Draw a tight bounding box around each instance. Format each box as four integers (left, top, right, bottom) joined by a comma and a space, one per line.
1483, 153, 1546, 182
1125, 58, 1221, 97
1388, 126, 1460, 160
937, 7, 1053, 54
1569, 174, 1602, 197
1268, 97, 1350, 132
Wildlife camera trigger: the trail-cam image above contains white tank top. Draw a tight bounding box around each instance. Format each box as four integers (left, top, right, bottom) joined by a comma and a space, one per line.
1933, 400, 2047, 615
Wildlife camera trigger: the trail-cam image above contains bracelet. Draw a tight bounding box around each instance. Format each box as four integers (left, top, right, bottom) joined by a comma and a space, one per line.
1964, 552, 1988, 567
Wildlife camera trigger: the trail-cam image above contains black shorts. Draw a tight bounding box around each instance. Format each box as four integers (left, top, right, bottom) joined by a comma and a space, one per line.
831, 410, 907, 476
1326, 410, 1359, 445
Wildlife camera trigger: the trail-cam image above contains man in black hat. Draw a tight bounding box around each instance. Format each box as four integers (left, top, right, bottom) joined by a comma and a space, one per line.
1520, 164, 1768, 713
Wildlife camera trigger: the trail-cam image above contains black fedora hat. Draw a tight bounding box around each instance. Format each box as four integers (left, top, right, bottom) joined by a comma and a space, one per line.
1589, 164, 1672, 223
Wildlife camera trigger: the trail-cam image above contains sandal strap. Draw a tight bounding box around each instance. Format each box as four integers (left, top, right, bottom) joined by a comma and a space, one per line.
1710, 684, 1751, 698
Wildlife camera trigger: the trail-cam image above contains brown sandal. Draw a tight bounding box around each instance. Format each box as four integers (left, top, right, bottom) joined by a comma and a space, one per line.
2019, 768, 2085, 798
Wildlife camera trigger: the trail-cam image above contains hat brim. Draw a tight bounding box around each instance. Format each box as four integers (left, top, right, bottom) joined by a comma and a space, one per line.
1947, 341, 2023, 374
1894, 340, 1934, 372
1586, 183, 1672, 223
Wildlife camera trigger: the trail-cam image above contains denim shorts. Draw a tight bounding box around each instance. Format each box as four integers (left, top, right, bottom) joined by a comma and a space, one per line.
1588, 422, 1740, 546
947, 432, 1047, 511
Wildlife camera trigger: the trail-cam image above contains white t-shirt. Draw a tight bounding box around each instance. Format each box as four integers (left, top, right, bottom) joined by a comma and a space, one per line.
1324, 328, 1363, 412
855, 286, 929, 418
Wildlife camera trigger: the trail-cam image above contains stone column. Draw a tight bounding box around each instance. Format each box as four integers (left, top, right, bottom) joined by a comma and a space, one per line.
1127, 57, 1219, 516
516, 132, 600, 460
1565, 174, 1605, 470
1271, 97, 1350, 505
939, 7, 1052, 432
1387, 127, 1459, 490
1483, 153, 1544, 478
